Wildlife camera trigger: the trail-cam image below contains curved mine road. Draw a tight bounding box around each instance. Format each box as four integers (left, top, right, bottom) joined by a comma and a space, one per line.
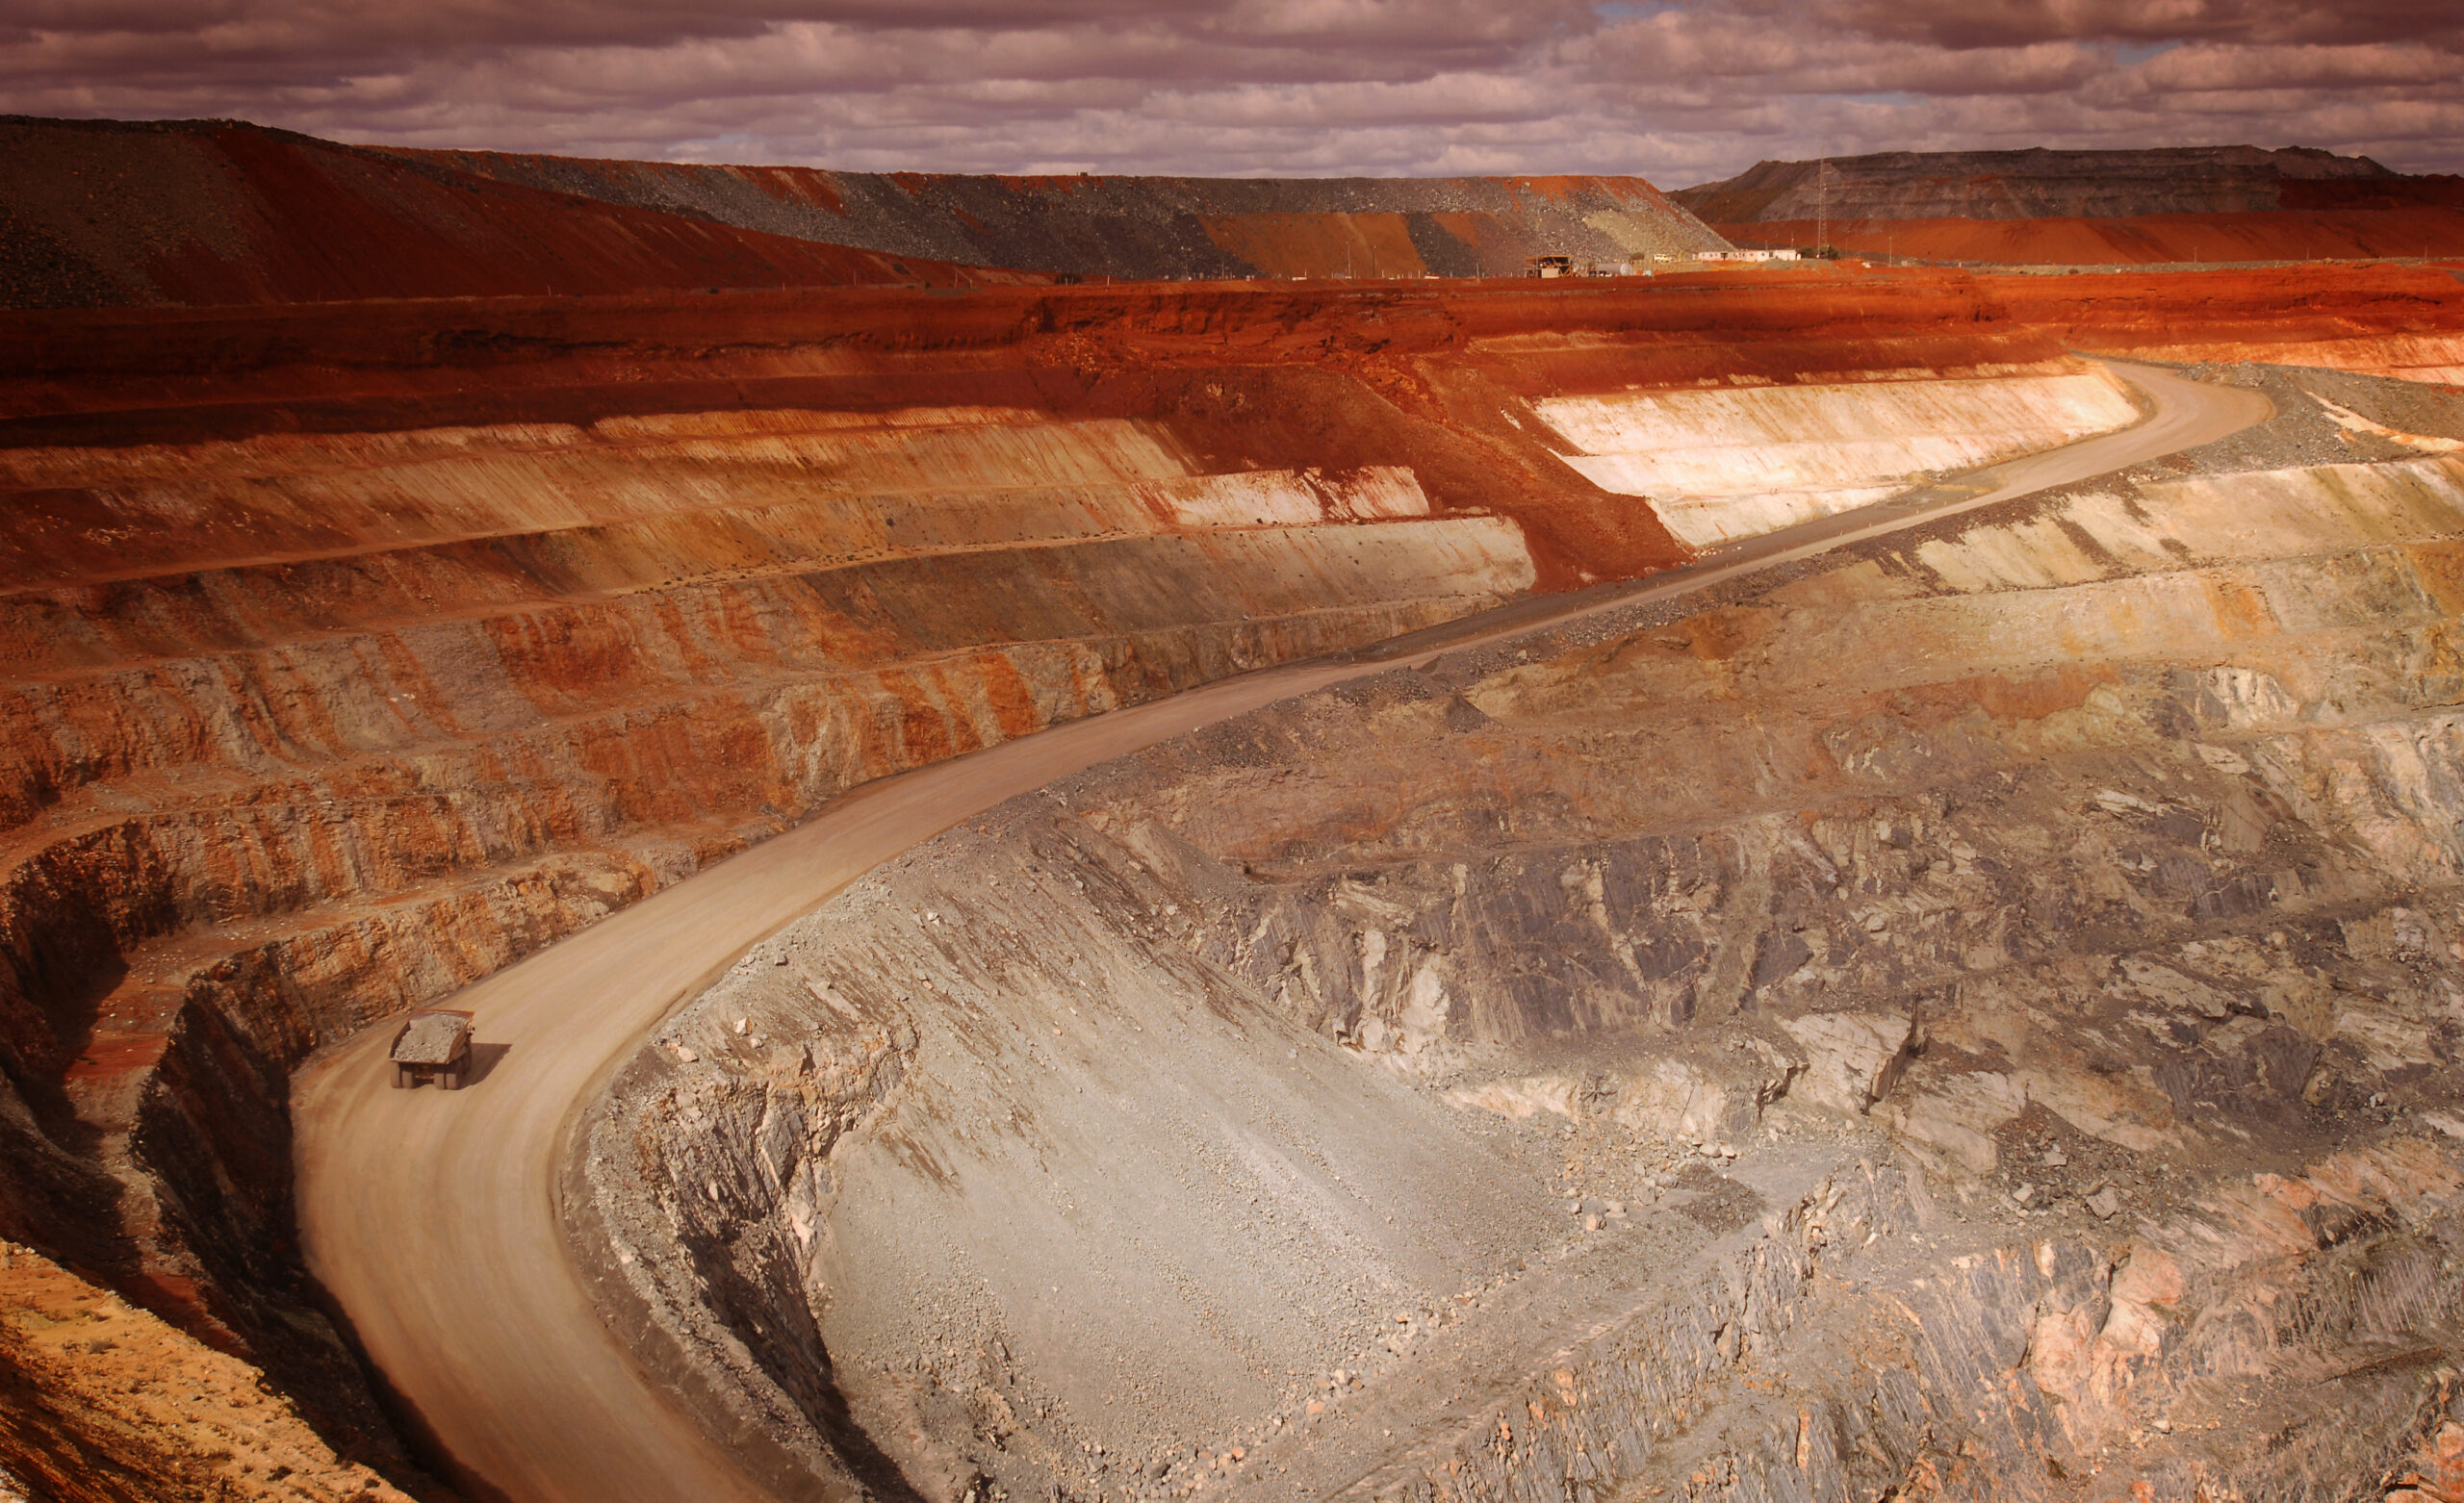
292, 360, 2270, 1502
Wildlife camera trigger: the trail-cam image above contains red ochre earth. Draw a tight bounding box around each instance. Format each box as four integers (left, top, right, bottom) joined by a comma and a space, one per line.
0, 117, 1035, 308
1725, 206, 2464, 265
1, 257, 2461, 1499
0, 118, 1720, 306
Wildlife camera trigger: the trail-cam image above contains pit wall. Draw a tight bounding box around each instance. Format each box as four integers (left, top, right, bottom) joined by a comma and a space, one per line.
585, 435, 2464, 1500
2135, 332, 2464, 388
1531, 368, 2143, 545
1391, 1141, 2464, 1503
5, 267, 2459, 1476
0, 1238, 413, 1503
0, 386, 1534, 1455
1716, 213, 2464, 270
578, 822, 1574, 1502
0, 268, 2216, 1423
1139, 453, 2464, 1116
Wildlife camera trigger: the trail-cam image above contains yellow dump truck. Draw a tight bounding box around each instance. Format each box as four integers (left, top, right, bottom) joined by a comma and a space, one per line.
388, 1008, 475, 1090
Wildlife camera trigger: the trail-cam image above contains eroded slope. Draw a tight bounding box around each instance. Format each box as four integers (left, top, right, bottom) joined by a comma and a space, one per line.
596, 369, 2464, 1501
396, 148, 1729, 281
0, 320, 1568, 1468
0, 117, 1026, 309
1676, 147, 2405, 223
0, 115, 1726, 307
0, 1239, 408, 1503
1678, 146, 2464, 267
5, 263, 2460, 1490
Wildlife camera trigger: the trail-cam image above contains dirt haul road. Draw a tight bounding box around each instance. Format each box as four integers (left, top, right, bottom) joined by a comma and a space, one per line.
292, 360, 2269, 1503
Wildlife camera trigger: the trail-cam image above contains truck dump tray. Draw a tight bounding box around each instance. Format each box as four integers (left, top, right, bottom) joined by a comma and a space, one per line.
388, 1008, 475, 1089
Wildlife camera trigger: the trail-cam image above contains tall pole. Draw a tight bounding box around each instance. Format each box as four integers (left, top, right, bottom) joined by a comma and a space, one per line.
1816, 153, 1828, 258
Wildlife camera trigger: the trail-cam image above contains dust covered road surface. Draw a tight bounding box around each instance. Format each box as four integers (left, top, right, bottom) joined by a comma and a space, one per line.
291, 360, 2268, 1502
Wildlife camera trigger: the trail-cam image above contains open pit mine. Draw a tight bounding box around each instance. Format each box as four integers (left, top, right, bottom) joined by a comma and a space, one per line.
4, 121, 2464, 1503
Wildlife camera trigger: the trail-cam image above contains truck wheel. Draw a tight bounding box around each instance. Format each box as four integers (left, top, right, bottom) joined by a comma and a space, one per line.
441, 1067, 461, 1091
393, 1065, 409, 1089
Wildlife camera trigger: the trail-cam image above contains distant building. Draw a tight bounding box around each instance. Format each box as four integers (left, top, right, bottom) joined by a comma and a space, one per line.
1527, 254, 1576, 278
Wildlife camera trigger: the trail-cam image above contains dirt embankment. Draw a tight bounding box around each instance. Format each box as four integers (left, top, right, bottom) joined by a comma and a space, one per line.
595, 369, 2464, 1501
0, 1238, 409, 1503
1680, 146, 2464, 267
1677, 145, 2417, 224
394, 148, 1729, 280
1723, 211, 2464, 267
0, 116, 1037, 309
2, 265, 2459, 1490
0, 115, 1728, 307
9, 263, 2457, 443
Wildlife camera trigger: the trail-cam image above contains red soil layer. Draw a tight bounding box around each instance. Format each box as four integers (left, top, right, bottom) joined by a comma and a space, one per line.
7, 262, 2453, 424
0, 119, 1028, 308
2280, 175, 2464, 212
0, 270, 2070, 585
267, 139, 1725, 283
1724, 209, 2464, 265
7, 264, 2456, 583
1973, 261, 2464, 343
2, 258, 2455, 1484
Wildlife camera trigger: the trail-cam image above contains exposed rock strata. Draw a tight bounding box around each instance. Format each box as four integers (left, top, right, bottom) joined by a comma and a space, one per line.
0, 115, 1724, 308
0, 429, 1521, 1456
401, 146, 1730, 282
0, 116, 1029, 310
1677, 149, 2464, 267
1532, 369, 2143, 546
5, 259, 2461, 1484
593, 377, 2464, 1501
0, 293, 1608, 1465
1679, 147, 2423, 224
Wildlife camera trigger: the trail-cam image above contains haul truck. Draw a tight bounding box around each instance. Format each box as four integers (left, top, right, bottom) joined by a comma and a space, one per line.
388, 1008, 475, 1089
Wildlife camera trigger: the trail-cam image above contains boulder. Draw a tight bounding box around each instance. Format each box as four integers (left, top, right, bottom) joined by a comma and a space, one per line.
1780, 1009, 1918, 1115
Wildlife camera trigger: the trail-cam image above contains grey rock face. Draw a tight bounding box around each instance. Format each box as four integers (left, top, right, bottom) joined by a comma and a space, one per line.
584, 377, 2464, 1502
390, 149, 1730, 277
1676, 145, 2396, 224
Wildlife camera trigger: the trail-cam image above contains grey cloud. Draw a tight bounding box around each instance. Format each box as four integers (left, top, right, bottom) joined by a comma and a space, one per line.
0, 0, 2454, 180
1811, 0, 2460, 51
2127, 41, 2463, 92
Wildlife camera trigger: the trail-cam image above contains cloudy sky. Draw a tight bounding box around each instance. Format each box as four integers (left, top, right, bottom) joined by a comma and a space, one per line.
4, 0, 2458, 185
